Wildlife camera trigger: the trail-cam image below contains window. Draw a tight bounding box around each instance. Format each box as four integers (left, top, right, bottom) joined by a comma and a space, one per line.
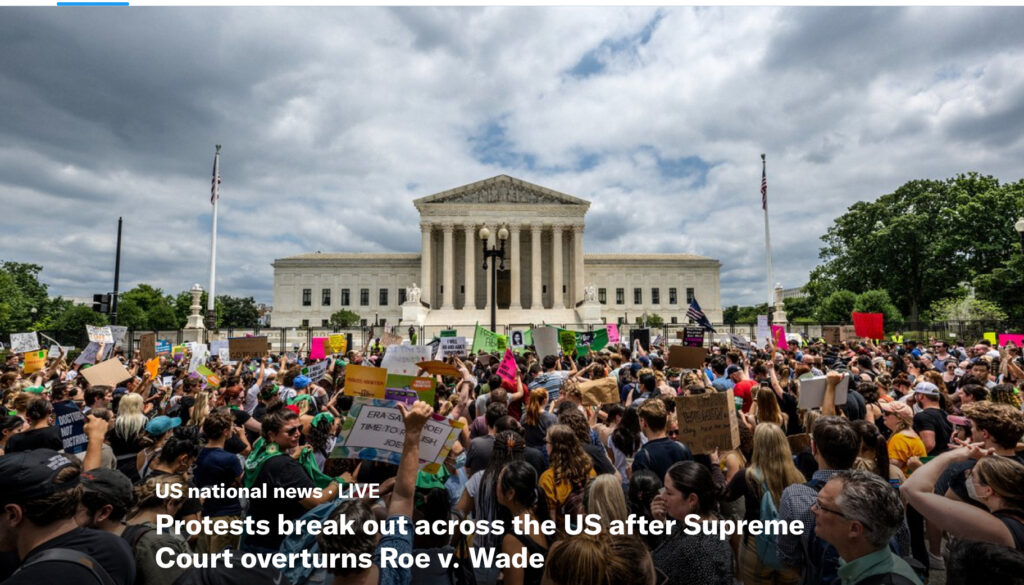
686, 287, 695, 304
633, 287, 642, 305
360, 319, 367, 327
321, 288, 331, 306
616, 288, 624, 305
651, 288, 660, 305
379, 288, 388, 306
341, 288, 350, 306
460, 285, 464, 294
321, 319, 329, 327
598, 288, 607, 304
398, 288, 407, 305
360, 288, 369, 306
671, 317, 678, 324
302, 289, 311, 306
543, 285, 548, 294
562, 285, 567, 293
669, 287, 678, 305
301, 319, 309, 328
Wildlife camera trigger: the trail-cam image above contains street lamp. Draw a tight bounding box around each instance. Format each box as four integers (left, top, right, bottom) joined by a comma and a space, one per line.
480, 226, 508, 332
1015, 217, 1024, 253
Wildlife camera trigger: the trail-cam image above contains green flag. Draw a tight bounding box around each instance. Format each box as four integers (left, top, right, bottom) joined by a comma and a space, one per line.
470, 322, 504, 354
556, 327, 609, 354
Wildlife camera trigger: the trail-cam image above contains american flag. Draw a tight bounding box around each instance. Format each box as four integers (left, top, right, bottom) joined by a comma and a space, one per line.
210, 152, 221, 205
761, 157, 767, 210
687, 298, 716, 332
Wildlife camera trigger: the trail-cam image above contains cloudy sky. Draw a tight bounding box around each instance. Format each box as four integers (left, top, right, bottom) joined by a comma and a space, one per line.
3, 6, 1024, 308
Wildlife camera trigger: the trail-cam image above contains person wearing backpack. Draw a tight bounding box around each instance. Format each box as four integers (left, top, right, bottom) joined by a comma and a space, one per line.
724, 423, 804, 585
814, 470, 921, 585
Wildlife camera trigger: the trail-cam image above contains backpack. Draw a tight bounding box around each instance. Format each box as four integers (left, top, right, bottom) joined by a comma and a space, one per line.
558, 479, 587, 520
14, 548, 116, 585
121, 524, 155, 550
752, 471, 784, 569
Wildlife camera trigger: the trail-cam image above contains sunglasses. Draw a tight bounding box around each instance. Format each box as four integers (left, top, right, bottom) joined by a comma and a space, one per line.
284, 425, 302, 435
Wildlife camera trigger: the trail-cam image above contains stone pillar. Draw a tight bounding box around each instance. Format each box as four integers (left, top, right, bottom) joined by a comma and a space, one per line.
509, 224, 522, 310
531, 224, 542, 309
463, 224, 476, 310
572, 224, 584, 306
420, 222, 433, 308
485, 226, 494, 311
551, 225, 563, 308
441, 223, 455, 310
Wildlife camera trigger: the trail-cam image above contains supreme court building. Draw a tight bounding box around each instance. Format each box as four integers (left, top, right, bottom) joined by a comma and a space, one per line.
272, 175, 722, 329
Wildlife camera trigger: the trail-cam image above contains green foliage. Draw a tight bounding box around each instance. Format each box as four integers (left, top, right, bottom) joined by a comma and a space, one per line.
218, 295, 259, 328
817, 290, 857, 323
722, 303, 770, 324
926, 295, 1009, 323
646, 313, 664, 327
974, 252, 1024, 322
117, 284, 179, 330
51, 304, 108, 332
783, 296, 815, 320
329, 309, 361, 328
853, 289, 903, 326
0, 262, 55, 332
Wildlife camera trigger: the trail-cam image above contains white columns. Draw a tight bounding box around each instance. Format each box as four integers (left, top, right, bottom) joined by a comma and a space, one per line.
551, 225, 563, 308
531, 225, 542, 309
441, 223, 455, 310
509, 224, 522, 309
463, 224, 476, 310
485, 226, 494, 310
420, 223, 433, 308
572, 225, 584, 306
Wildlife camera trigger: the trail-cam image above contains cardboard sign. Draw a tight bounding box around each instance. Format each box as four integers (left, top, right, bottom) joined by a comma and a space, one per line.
310, 337, 328, 360
509, 330, 526, 348
787, 433, 812, 454
630, 328, 651, 352
139, 333, 157, 362
380, 332, 403, 348
54, 400, 87, 454
532, 327, 560, 358
229, 336, 269, 359
998, 333, 1024, 348
344, 363, 389, 398
381, 345, 433, 376
676, 390, 740, 455
81, 358, 132, 387
496, 349, 518, 384
667, 345, 706, 370
87, 325, 113, 344
578, 377, 618, 406
606, 323, 620, 345
683, 326, 705, 348
10, 332, 39, 354
439, 336, 467, 358
797, 374, 852, 409
329, 334, 349, 354
23, 350, 46, 374
385, 374, 436, 405
416, 360, 462, 378
331, 397, 463, 474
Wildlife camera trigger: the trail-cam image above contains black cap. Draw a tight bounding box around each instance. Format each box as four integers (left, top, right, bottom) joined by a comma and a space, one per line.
0, 449, 80, 505
80, 468, 134, 511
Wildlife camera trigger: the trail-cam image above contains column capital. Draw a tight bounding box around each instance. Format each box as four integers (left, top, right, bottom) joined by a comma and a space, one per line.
420, 221, 434, 231
508, 224, 522, 234
440, 222, 455, 232
551, 224, 564, 233
570, 224, 584, 234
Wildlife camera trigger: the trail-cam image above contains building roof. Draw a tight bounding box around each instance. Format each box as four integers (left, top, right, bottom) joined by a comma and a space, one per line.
413, 175, 590, 208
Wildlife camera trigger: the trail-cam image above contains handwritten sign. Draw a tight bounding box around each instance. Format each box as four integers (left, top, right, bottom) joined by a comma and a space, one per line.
329, 334, 348, 354
605, 323, 620, 345
344, 363, 389, 398
229, 336, 269, 360
416, 360, 462, 378
496, 349, 518, 384
139, 333, 157, 362
439, 336, 467, 358
578, 377, 618, 406
667, 345, 706, 370
306, 359, 330, 383
381, 345, 433, 376
47, 345, 72, 359
87, 325, 113, 344
10, 332, 39, 354
331, 397, 463, 473
756, 315, 770, 348
74, 342, 101, 365
676, 390, 740, 455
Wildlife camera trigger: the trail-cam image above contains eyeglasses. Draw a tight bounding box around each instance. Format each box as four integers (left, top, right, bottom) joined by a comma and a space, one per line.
811, 498, 858, 524
285, 426, 302, 435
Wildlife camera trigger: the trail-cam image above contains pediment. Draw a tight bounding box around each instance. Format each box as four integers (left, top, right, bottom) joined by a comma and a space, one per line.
414, 175, 589, 207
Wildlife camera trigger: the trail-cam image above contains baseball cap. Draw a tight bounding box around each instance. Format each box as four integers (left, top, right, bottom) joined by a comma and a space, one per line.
638, 356, 650, 367
0, 449, 80, 505
913, 382, 940, 397
80, 468, 134, 511
293, 375, 311, 389
146, 415, 182, 436
725, 365, 742, 377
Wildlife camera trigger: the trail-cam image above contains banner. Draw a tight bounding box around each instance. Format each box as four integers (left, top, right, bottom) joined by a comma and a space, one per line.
344, 364, 389, 398
676, 390, 740, 455
531, 327, 560, 358
770, 324, 787, 348
331, 397, 463, 474
139, 333, 157, 362
470, 323, 504, 354
229, 336, 269, 360
557, 327, 609, 354
384, 374, 436, 405
10, 332, 39, 354
380, 345, 433, 376
683, 326, 705, 347
605, 323, 620, 345
86, 325, 113, 344
496, 348, 518, 384
439, 336, 468, 358
998, 333, 1024, 348
851, 312, 884, 340
23, 350, 46, 374
329, 334, 349, 354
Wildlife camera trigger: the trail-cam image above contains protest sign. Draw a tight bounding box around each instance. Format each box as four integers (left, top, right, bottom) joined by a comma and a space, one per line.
439, 336, 468, 358
229, 336, 269, 360
81, 358, 132, 387
54, 400, 87, 455
416, 360, 462, 378
145, 357, 160, 379
310, 337, 328, 360
998, 333, 1024, 348
188, 343, 209, 373
510, 330, 526, 348
381, 345, 433, 376
329, 334, 349, 354
344, 364, 389, 398
331, 397, 463, 473
605, 323, 620, 345
683, 326, 704, 347
531, 327, 560, 358
852, 312, 884, 340
196, 365, 221, 389
727, 334, 751, 351
440, 329, 458, 338
306, 360, 329, 382
470, 323, 504, 354
496, 349, 518, 384
676, 390, 740, 455
23, 350, 46, 374
139, 333, 157, 362
770, 324, 787, 348
47, 345, 72, 359
74, 342, 101, 365
86, 325, 113, 343
756, 315, 770, 348
10, 332, 39, 354
380, 331, 403, 348
384, 374, 436, 405
558, 330, 577, 355
984, 332, 997, 345
667, 345, 706, 370
630, 328, 651, 352
172, 345, 186, 360
797, 374, 851, 409
822, 326, 858, 345
578, 377, 618, 406
109, 326, 128, 348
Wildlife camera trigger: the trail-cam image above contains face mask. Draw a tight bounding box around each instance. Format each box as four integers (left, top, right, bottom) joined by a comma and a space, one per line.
885, 361, 892, 368
965, 476, 981, 502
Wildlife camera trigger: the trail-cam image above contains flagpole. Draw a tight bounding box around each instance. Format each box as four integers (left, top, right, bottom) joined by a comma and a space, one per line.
208, 145, 221, 322
762, 153, 774, 313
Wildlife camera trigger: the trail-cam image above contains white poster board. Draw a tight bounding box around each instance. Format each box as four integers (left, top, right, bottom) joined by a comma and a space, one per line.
380, 345, 433, 376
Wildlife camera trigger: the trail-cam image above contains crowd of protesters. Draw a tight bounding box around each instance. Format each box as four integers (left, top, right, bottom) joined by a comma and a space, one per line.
2, 327, 1024, 585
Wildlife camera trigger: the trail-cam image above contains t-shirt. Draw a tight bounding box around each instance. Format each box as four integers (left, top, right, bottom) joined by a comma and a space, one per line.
944, 454, 1024, 507
373, 516, 414, 585
4, 426, 63, 453
1, 527, 135, 585
632, 437, 693, 480
245, 455, 315, 550
711, 376, 735, 392
521, 412, 557, 449
528, 371, 570, 403
582, 443, 617, 475
887, 432, 927, 470
913, 408, 953, 456
193, 447, 243, 517
732, 380, 756, 413
133, 521, 188, 585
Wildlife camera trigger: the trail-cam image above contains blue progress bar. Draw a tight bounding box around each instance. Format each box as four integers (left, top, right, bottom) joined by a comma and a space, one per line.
57, 2, 129, 5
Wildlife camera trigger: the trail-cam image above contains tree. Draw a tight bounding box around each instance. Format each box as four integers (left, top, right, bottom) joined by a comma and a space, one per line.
51, 304, 108, 333
329, 309, 361, 328
783, 296, 815, 321
646, 313, 665, 327
218, 295, 259, 328
817, 290, 857, 323
974, 253, 1024, 322
0, 261, 53, 332
853, 289, 903, 327
926, 296, 1008, 323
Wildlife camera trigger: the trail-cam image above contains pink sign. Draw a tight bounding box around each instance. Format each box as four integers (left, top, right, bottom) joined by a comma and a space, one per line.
770, 325, 787, 348
998, 333, 1024, 348
606, 323, 620, 345
310, 337, 328, 360
496, 348, 518, 384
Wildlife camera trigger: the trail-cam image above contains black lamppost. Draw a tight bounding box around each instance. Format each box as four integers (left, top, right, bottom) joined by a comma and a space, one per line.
479, 226, 508, 332
1015, 217, 1024, 253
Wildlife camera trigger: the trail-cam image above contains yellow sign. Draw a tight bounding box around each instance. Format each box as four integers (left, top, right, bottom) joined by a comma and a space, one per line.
329, 334, 348, 354
24, 350, 46, 374
984, 332, 997, 345
344, 364, 388, 398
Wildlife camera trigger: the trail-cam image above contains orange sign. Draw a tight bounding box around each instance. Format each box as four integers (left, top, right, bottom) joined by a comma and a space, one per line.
344, 364, 388, 398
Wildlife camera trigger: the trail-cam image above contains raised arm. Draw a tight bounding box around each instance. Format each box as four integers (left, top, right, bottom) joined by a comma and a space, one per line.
391, 401, 434, 518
